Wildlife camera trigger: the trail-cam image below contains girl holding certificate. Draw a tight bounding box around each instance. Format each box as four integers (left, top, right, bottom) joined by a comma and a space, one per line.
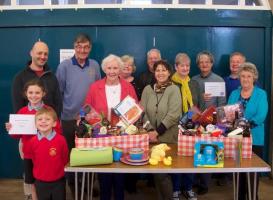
5, 79, 62, 200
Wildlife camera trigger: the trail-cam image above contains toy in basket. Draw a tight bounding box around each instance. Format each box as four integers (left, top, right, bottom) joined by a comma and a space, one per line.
194, 141, 224, 168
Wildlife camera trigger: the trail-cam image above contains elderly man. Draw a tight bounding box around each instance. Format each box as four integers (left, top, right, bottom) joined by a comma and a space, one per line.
192, 51, 226, 111
56, 33, 101, 197
56, 33, 101, 152
192, 51, 226, 195
12, 41, 62, 116
138, 48, 161, 94
224, 52, 246, 98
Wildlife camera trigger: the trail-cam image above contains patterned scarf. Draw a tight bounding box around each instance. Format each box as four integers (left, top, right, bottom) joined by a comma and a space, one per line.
171, 72, 193, 112
154, 80, 173, 93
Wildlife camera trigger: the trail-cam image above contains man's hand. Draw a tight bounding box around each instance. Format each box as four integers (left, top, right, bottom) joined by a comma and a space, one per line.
203, 93, 212, 102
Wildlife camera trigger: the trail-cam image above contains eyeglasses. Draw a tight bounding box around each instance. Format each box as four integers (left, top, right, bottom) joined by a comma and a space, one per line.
75, 45, 91, 51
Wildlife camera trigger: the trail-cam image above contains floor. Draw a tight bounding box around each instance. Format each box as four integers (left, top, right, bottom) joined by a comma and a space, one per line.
0, 176, 272, 200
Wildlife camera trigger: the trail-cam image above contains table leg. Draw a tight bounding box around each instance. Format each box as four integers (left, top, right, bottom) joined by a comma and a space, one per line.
247, 172, 252, 200
87, 173, 90, 200
233, 173, 236, 200
253, 172, 257, 200
236, 173, 239, 200
81, 172, 86, 200
75, 172, 78, 200
90, 173, 95, 200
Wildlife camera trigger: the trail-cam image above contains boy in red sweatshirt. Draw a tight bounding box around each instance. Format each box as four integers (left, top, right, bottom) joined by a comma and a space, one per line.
26, 107, 68, 200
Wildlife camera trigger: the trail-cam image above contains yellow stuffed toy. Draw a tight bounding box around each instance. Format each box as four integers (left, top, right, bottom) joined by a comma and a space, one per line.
149, 143, 172, 166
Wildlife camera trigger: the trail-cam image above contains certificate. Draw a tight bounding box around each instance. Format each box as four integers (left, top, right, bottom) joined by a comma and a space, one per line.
60, 49, 75, 63
9, 114, 37, 135
205, 82, 226, 97
113, 95, 143, 125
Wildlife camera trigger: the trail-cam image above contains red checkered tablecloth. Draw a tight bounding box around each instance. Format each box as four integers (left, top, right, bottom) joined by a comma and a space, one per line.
178, 132, 252, 158
75, 134, 149, 153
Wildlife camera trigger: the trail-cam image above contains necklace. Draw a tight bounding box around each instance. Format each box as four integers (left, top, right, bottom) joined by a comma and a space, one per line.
106, 84, 121, 96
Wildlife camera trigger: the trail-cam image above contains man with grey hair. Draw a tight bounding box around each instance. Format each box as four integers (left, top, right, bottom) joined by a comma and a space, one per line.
192, 51, 226, 111
55, 33, 101, 197
56, 33, 101, 151
138, 48, 161, 94
192, 51, 226, 195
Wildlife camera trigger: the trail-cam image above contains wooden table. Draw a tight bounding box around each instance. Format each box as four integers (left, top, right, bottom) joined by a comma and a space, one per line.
65, 144, 271, 200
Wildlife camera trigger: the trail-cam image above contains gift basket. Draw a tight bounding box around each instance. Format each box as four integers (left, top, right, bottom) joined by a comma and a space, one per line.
74, 96, 149, 153
177, 104, 252, 158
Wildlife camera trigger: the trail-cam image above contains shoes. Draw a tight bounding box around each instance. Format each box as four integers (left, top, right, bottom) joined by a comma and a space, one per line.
182, 190, 197, 200
172, 191, 181, 200
24, 195, 32, 200
197, 187, 208, 195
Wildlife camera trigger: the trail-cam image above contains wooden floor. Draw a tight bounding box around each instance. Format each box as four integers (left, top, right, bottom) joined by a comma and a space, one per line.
0, 177, 272, 200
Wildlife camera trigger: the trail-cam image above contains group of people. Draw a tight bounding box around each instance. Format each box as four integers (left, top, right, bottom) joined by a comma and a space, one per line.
6, 32, 268, 200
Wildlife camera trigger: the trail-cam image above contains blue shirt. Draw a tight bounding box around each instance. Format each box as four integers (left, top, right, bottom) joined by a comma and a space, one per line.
37, 130, 56, 141
224, 76, 240, 99
56, 56, 101, 120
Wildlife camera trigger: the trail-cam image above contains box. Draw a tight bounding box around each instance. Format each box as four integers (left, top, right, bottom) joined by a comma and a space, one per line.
194, 141, 224, 168
177, 132, 252, 158
75, 134, 149, 153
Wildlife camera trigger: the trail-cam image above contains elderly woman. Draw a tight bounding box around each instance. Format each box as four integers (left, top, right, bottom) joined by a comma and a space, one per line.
172, 53, 200, 112
228, 62, 268, 200
141, 60, 181, 200
171, 53, 199, 200
85, 54, 138, 200
120, 55, 141, 99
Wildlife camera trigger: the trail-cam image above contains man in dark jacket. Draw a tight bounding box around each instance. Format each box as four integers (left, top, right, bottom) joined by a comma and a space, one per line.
138, 48, 161, 95
12, 41, 62, 116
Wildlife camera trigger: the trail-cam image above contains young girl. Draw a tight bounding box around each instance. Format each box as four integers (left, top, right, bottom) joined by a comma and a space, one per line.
6, 79, 62, 200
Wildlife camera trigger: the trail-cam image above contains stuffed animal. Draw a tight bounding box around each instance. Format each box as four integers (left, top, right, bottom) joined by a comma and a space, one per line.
149, 143, 172, 166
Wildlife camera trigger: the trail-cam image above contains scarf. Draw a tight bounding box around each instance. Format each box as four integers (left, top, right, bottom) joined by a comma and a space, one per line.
171, 72, 193, 112
154, 80, 173, 93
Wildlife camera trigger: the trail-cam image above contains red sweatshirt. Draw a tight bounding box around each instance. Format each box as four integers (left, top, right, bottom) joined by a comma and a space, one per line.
11, 105, 62, 159
29, 133, 68, 182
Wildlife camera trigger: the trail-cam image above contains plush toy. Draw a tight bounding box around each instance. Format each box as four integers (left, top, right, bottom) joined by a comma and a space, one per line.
149, 143, 172, 166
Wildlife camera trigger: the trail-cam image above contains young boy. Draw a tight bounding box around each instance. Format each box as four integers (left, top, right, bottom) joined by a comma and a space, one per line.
26, 107, 69, 200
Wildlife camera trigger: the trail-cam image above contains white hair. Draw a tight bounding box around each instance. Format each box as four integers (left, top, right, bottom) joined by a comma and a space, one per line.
101, 54, 124, 72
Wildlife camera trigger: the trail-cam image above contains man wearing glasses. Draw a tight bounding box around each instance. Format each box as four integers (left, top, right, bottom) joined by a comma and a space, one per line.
56, 33, 101, 151
55, 33, 101, 196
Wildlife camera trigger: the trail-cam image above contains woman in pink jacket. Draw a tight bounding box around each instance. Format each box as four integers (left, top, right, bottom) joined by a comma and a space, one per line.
85, 54, 138, 200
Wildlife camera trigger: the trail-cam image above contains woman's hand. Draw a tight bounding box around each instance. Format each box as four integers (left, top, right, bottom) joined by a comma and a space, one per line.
148, 131, 158, 143
203, 93, 212, 102
5, 123, 12, 132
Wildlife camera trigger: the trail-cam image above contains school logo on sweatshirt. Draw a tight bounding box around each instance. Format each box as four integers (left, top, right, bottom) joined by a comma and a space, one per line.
49, 148, 57, 156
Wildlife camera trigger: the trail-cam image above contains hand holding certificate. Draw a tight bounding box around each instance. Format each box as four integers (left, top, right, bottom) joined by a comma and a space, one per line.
205, 82, 226, 97
9, 114, 37, 135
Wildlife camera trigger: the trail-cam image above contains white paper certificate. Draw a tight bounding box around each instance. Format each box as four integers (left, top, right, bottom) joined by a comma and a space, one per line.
60, 49, 75, 63
205, 82, 226, 97
9, 114, 37, 135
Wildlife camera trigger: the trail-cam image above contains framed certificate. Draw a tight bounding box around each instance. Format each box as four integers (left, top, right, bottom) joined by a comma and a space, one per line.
9, 114, 37, 135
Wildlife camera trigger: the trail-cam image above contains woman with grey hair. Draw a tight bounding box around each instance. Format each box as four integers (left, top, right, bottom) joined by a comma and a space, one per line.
85, 54, 138, 200
228, 62, 268, 200
120, 55, 141, 99
171, 53, 199, 200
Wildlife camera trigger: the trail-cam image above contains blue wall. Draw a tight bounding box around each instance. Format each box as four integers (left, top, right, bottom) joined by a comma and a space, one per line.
0, 8, 272, 178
